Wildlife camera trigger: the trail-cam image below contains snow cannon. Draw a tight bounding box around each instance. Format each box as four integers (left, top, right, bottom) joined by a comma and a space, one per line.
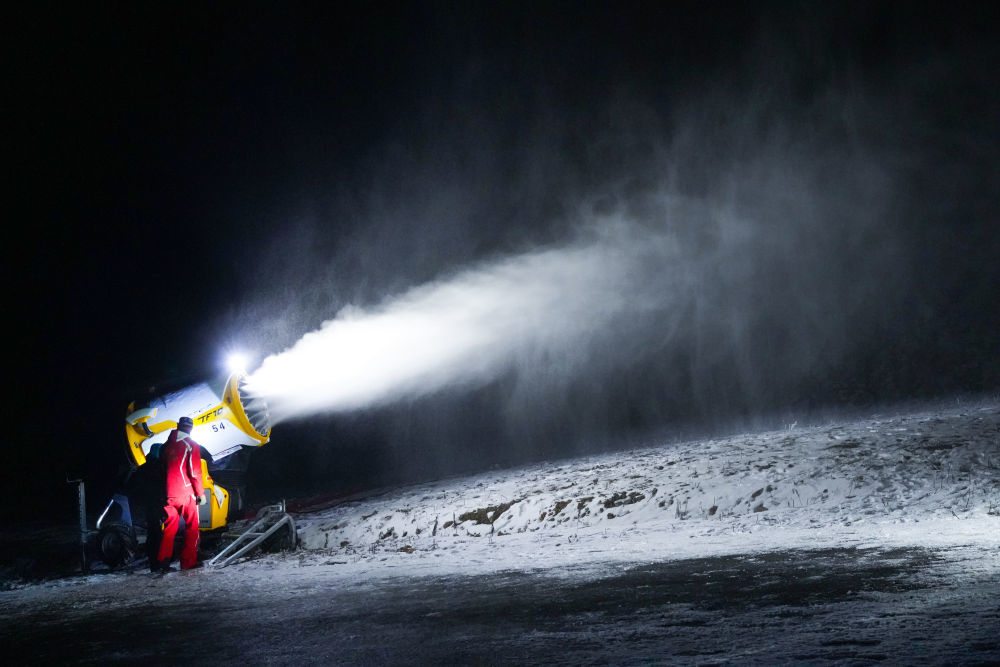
91, 373, 281, 568
122, 372, 272, 528
125, 373, 271, 465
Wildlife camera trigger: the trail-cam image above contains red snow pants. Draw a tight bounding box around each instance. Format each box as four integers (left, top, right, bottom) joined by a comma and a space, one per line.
157, 495, 200, 568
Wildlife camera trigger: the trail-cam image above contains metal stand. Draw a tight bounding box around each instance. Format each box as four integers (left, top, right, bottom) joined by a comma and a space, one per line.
207, 501, 296, 568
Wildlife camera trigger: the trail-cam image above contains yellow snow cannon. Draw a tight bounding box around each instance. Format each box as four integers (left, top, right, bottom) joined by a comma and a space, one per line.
123, 372, 272, 528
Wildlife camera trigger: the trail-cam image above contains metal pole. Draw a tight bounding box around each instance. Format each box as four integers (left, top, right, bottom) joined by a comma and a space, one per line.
67, 478, 88, 573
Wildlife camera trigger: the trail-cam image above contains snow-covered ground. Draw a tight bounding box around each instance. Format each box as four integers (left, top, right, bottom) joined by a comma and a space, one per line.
293, 398, 1000, 576
2, 399, 999, 664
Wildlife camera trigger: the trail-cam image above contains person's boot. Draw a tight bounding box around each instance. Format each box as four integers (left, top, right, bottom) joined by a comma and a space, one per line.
154, 560, 175, 574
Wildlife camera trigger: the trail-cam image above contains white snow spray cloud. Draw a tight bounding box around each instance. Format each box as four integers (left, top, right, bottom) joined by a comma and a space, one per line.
246, 142, 902, 429
239, 25, 921, 433
245, 218, 688, 424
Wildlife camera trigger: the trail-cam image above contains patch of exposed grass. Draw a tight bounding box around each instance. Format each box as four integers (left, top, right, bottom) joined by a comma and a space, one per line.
603, 491, 646, 509
458, 500, 518, 525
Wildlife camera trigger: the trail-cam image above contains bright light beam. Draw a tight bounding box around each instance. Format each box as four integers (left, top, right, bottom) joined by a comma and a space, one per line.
226, 352, 249, 374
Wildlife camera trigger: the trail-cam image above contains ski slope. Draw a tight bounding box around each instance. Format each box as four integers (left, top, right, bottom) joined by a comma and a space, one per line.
293, 399, 1000, 578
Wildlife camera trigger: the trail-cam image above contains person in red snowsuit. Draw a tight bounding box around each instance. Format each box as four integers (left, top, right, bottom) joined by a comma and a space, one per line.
156, 415, 206, 570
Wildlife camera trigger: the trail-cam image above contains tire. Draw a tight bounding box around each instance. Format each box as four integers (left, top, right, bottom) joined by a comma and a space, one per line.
98, 524, 137, 568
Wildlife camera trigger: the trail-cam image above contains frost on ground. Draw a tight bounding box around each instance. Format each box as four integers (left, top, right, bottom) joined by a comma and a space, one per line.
1, 399, 999, 664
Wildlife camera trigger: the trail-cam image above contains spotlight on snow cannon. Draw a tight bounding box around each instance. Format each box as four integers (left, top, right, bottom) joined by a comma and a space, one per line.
225, 351, 249, 374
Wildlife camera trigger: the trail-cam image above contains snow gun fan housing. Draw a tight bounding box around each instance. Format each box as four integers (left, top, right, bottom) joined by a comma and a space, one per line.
124, 373, 271, 466
122, 373, 272, 527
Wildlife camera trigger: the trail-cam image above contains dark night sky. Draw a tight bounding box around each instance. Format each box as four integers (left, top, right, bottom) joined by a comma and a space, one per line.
5, 2, 999, 519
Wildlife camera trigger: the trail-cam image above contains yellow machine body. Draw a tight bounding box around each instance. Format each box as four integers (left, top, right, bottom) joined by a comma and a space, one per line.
198, 458, 230, 531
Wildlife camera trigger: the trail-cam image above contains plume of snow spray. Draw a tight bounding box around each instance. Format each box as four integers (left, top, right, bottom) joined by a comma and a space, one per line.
245, 218, 685, 424
245, 93, 905, 429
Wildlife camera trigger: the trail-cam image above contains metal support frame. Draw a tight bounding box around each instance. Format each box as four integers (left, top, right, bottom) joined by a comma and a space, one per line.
207, 501, 297, 568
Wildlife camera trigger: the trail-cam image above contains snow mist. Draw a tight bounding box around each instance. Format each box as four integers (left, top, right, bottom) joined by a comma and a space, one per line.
246, 146, 900, 428
240, 23, 920, 431
245, 218, 685, 424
